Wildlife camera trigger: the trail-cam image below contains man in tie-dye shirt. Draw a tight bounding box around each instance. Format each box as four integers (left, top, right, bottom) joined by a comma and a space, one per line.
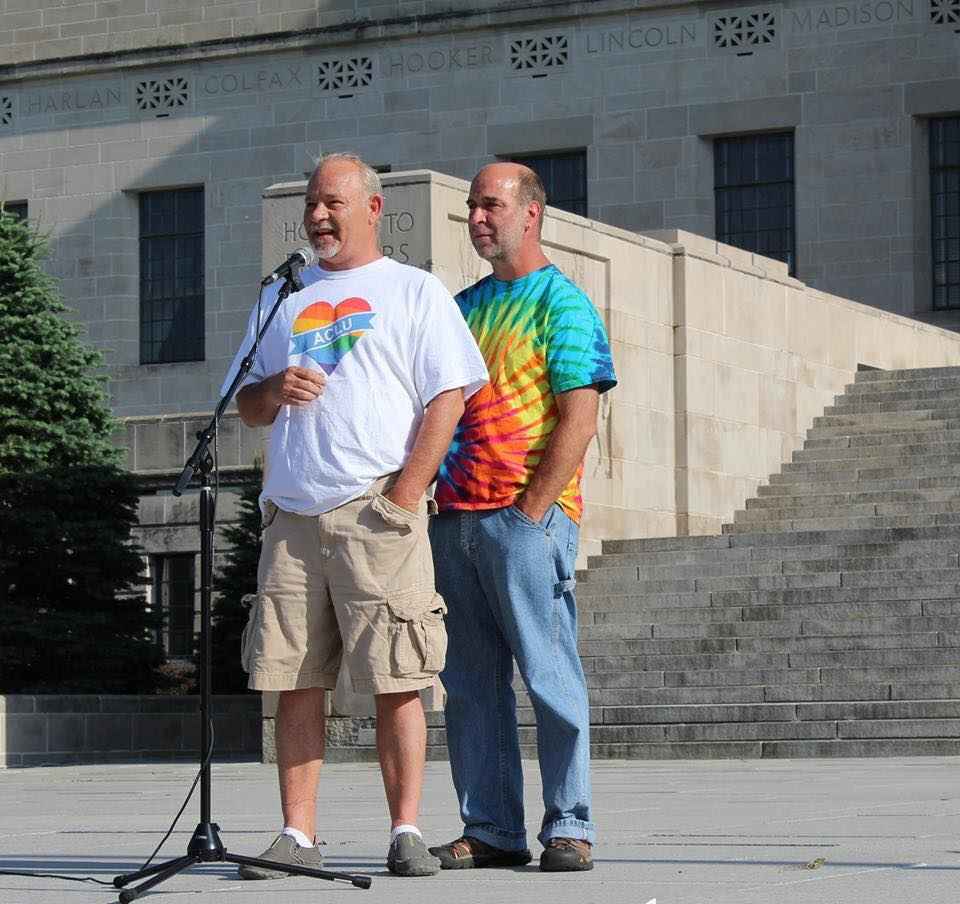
429, 164, 617, 873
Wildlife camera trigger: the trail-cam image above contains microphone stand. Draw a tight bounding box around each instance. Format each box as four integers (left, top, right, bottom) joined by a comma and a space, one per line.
112, 270, 371, 900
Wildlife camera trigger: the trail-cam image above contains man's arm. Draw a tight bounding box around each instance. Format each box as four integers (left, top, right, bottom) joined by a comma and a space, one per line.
236, 366, 326, 427
514, 386, 600, 522
385, 387, 466, 511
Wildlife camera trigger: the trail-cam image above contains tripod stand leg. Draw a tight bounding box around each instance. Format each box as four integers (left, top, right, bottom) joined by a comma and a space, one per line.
225, 852, 373, 888
113, 854, 187, 887
116, 854, 199, 903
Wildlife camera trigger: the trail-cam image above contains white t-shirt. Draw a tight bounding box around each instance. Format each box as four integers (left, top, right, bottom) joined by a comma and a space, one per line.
221, 256, 488, 515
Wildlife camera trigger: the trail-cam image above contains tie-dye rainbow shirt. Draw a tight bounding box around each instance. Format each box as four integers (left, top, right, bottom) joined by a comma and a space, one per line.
435, 264, 617, 523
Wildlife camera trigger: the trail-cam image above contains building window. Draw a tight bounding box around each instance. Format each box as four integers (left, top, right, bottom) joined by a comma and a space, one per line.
931, 116, 960, 310
152, 553, 196, 658
507, 150, 587, 216
714, 132, 795, 274
139, 187, 204, 364
2, 201, 27, 220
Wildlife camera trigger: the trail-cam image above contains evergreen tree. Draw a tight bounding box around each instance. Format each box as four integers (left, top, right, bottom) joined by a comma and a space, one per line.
211, 463, 262, 693
0, 207, 165, 692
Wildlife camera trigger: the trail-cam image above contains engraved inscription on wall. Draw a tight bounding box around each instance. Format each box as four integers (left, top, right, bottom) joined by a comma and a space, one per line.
790, 0, 916, 30
582, 19, 702, 54
21, 85, 123, 116
198, 65, 305, 96
384, 43, 496, 75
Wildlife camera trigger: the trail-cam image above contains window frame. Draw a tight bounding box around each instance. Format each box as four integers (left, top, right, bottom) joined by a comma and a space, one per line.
930, 116, 960, 311
714, 131, 796, 276
151, 552, 197, 659
138, 186, 205, 365
2, 200, 28, 221
505, 149, 588, 217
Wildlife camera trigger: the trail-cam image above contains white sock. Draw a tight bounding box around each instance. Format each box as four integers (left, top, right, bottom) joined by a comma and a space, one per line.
281, 826, 314, 848
390, 824, 422, 842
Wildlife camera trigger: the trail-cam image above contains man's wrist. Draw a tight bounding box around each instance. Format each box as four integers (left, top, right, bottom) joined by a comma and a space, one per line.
384, 485, 423, 512
514, 493, 551, 523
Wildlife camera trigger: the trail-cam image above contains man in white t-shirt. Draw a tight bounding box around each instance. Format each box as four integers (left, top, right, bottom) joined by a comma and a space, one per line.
224, 154, 487, 879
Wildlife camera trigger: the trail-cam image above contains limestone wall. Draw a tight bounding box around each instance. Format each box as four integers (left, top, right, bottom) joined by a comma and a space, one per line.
655, 229, 960, 534
0, 694, 260, 767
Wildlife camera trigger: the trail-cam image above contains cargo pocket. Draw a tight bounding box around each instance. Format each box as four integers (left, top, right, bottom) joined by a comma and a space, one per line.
240, 593, 264, 674
385, 590, 448, 676
368, 493, 430, 592
371, 492, 423, 529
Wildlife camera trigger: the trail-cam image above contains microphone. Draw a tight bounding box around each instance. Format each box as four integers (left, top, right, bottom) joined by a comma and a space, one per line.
261, 246, 317, 287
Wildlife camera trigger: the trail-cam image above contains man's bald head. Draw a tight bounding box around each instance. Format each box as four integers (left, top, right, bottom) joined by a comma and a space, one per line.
471, 163, 546, 235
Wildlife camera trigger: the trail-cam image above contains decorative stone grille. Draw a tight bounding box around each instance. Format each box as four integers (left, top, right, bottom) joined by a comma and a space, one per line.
135, 76, 190, 113
930, 0, 960, 25
317, 57, 374, 93
508, 35, 569, 74
712, 10, 777, 48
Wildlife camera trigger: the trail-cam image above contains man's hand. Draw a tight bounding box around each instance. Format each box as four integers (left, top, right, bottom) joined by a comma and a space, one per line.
384, 490, 422, 513
236, 366, 326, 426
513, 494, 551, 524
265, 366, 326, 408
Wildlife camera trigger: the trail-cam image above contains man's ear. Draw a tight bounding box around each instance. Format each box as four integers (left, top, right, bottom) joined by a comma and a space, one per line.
527, 201, 543, 232
369, 192, 384, 223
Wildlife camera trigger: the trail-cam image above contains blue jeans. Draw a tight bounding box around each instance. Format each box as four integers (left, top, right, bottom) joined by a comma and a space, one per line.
429, 504, 595, 849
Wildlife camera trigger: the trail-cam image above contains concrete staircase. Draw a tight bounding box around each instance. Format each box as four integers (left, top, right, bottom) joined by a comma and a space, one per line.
567, 366, 960, 758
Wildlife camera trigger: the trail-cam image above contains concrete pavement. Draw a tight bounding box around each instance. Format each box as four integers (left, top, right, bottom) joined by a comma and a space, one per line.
1, 757, 960, 904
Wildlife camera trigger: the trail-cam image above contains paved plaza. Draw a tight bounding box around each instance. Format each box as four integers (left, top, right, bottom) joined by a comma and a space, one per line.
1, 757, 960, 903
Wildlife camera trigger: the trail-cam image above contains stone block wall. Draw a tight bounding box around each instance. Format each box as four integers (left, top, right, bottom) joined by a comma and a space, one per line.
1, 695, 261, 767
2, 0, 959, 406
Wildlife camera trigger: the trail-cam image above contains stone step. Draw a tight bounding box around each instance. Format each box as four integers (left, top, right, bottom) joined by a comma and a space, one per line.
802, 428, 960, 449
811, 410, 948, 429
577, 633, 943, 657
581, 646, 960, 675
582, 554, 959, 584
587, 666, 821, 688
645, 615, 960, 640
582, 566, 960, 595
747, 489, 960, 509
854, 365, 960, 384
825, 397, 960, 415
735, 503, 960, 524
588, 538, 960, 569
587, 738, 960, 758
723, 513, 960, 533
838, 385, 960, 405
582, 589, 958, 625
805, 419, 960, 437
773, 464, 956, 483
760, 475, 958, 493
601, 525, 960, 555
792, 445, 960, 464
733, 633, 944, 654
584, 650, 791, 672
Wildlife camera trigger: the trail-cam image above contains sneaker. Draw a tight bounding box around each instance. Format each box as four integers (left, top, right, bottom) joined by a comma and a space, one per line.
237, 833, 324, 880
429, 835, 532, 870
539, 837, 594, 872
387, 832, 441, 877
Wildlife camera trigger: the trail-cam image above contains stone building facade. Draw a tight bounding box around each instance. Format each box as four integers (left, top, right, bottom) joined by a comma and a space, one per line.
2, 0, 959, 658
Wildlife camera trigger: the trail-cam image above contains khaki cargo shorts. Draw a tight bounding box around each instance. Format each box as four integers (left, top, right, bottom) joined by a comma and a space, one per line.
240, 475, 447, 695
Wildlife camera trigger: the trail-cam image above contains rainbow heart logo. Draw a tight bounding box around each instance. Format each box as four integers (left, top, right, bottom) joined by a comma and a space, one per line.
289, 297, 375, 374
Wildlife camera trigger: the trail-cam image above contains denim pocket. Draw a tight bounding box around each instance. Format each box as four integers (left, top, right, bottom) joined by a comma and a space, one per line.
506, 502, 554, 531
